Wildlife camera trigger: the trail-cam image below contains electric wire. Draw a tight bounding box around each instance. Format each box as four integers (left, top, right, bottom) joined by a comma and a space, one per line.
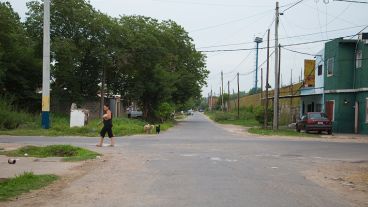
199, 34, 355, 52
197, 24, 366, 49
189, 9, 273, 33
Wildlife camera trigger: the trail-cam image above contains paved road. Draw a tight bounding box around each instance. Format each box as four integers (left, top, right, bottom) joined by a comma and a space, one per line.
1, 113, 368, 207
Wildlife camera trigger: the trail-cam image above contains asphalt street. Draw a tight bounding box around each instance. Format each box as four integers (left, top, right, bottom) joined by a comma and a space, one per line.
1, 113, 368, 207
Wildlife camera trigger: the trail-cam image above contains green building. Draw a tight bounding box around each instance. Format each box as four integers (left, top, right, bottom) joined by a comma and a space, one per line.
324, 36, 368, 134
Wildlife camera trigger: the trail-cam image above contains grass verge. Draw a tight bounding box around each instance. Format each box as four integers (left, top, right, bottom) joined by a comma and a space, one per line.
0, 145, 101, 161
248, 127, 319, 137
0, 115, 175, 137
205, 108, 260, 127
0, 172, 58, 201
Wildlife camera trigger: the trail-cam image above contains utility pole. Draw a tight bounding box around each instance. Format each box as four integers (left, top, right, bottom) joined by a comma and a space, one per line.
290, 69, 293, 122
221, 71, 224, 111
219, 86, 222, 111
273, 1, 280, 130
261, 67, 263, 105
237, 73, 240, 119
41, 0, 50, 129
233, 89, 236, 109
227, 80, 230, 112
210, 88, 213, 111
264, 29, 270, 129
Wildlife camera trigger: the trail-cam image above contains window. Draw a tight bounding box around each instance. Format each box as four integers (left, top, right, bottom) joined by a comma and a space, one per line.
316, 104, 322, 112
318, 65, 322, 76
366, 98, 368, 123
356, 49, 362, 69
327, 57, 334, 76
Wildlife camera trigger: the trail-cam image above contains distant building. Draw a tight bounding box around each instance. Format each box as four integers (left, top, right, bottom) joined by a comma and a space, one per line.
300, 35, 368, 134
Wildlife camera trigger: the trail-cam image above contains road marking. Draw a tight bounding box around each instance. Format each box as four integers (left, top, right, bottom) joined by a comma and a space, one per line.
210, 157, 222, 161
180, 154, 198, 157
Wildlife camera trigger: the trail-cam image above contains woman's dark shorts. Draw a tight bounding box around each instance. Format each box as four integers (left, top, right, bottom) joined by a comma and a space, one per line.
100, 125, 113, 138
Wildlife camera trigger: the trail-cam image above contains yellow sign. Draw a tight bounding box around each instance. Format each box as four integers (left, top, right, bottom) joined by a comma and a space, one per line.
42, 96, 50, 111
304, 59, 315, 87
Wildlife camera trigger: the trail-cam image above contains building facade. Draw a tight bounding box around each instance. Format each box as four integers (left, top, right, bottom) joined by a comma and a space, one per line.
301, 36, 368, 134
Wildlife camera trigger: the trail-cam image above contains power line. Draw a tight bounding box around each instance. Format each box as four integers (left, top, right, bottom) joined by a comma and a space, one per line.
282, 47, 320, 56
282, 0, 304, 13
333, 0, 368, 3
199, 34, 356, 53
189, 9, 273, 33
151, 0, 274, 7
197, 24, 367, 49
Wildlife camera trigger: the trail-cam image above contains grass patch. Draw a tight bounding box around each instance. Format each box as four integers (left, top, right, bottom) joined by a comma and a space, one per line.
0, 145, 101, 161
248, 127, 319, 137
205, 107, 260, 127
0, 172, 58, 201
0, 115, 174, 137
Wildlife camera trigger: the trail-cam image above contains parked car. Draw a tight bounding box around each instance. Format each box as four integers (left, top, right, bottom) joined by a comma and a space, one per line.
128, 110, 143, 118
296, 112, 332, 134
187, 109, 194, 115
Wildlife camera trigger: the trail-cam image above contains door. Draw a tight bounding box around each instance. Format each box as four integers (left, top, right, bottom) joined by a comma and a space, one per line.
325, 101, 334, 121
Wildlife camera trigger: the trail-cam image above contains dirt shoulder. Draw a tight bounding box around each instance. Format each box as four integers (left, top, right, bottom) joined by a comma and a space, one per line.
304, 161, 368, 207
0, 143, 104, 206
217, 123, 368, 144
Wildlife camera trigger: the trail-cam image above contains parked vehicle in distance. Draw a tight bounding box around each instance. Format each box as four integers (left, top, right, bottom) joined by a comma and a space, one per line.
296, 112, 332, 134
187, 109, 194, 115
128, 110, 143, 118
198, 109, 204, 112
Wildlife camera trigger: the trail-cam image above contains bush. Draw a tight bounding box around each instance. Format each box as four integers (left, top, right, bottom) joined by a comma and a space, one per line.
0, 97, 34, 129
155, 102, 174, 122
255, 106, 273, 125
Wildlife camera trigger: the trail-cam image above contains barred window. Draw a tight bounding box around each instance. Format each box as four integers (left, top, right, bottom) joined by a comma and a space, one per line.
327, 58, 334, 76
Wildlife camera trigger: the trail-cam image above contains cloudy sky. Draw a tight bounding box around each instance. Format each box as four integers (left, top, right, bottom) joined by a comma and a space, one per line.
3, 0, 368, 97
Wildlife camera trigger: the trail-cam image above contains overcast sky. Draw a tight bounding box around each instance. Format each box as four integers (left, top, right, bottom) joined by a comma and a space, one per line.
3, 0, 368, 97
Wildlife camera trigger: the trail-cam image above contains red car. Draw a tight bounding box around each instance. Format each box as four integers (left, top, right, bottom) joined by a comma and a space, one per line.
296, 112, 332, 134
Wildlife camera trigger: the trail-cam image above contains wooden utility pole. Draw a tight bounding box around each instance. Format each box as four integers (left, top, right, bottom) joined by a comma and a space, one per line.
264, 29, 270, 129
210, 88, 213, 111
273, 1, 280, 130
227, 81, 230, 112
221, 71, 224, 111
290, 69, 293, 122
237, 73, 240, 119
261, 67, 263, 105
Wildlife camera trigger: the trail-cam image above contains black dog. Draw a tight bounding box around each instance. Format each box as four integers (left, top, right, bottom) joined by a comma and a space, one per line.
156, 125, 161, 134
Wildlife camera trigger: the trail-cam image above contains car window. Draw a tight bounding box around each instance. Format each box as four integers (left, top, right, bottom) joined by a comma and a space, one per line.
308, 113, 322, 119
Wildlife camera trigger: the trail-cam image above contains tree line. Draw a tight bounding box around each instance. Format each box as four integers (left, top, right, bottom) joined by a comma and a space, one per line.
0, 0, 208, 120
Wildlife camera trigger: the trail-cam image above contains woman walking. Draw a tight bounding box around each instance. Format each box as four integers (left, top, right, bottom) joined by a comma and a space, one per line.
97, 103, 115, 147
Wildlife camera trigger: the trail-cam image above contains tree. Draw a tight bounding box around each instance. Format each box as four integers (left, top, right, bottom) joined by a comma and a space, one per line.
0, 2, 41, 110
18, 1, 208, 120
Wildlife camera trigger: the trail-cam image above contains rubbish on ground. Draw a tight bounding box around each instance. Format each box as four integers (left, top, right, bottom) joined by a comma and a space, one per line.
8, 158, 16, 164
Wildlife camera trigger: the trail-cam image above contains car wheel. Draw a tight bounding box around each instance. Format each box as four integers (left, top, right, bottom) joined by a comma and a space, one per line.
305, 129, 309, 133
328, 130, 332, 135
318, 131, 322, 134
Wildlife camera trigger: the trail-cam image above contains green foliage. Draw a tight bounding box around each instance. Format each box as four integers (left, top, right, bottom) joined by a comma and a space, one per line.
254, 106, 273, 125
0, 145, 100, 161
248, 87, 262, 95
0, 2, 41, 109
0, 172, 58, 201
23, 1, 208, 120
206, 106, 260, 127
155, 102, 174, 122
0, 97, 34, 129
0, 113, 174, 136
